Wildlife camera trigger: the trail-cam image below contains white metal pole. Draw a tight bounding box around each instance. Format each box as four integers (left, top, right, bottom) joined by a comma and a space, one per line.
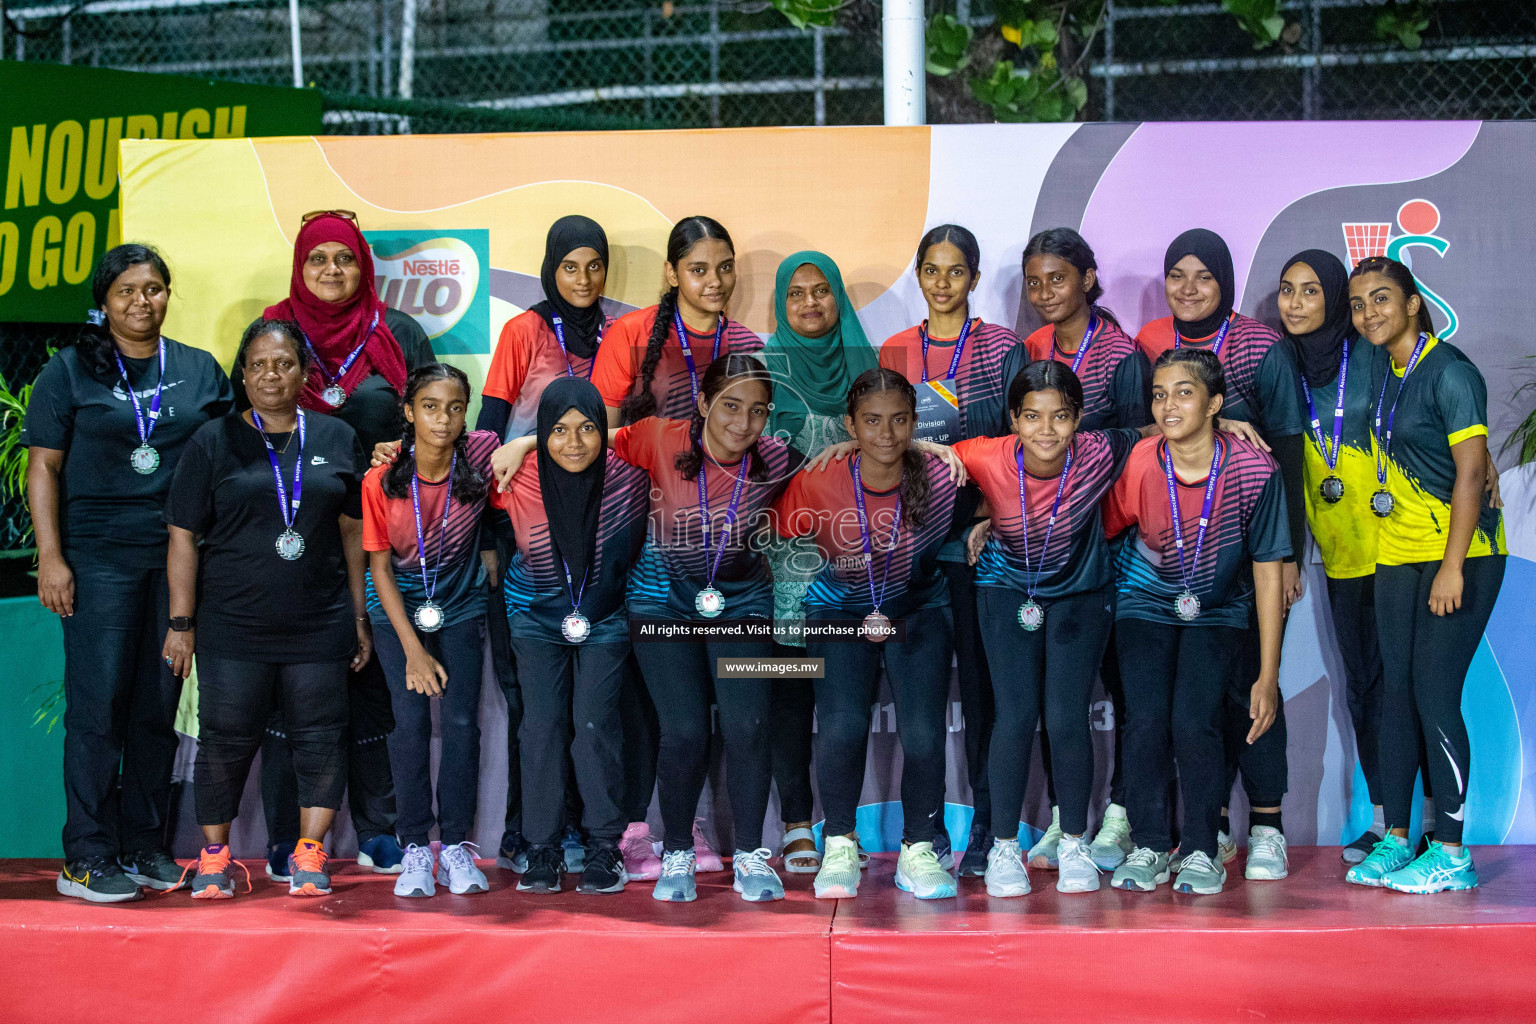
398, 0, 418, 100
289, 0, 304, 88
882, 0, 925, 125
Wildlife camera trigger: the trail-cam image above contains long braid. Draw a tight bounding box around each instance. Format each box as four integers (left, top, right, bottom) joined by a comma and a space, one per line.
449, 425, 486, 504
620, 287, 676, 424
382, 415, 416, 499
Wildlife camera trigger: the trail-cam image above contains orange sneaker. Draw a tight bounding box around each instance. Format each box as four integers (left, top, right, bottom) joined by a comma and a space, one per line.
189, 844, 250, 900
288, 840, 332, 896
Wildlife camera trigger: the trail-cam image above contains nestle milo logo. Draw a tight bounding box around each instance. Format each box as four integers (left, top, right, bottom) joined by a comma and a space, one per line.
366, 228, 490, 355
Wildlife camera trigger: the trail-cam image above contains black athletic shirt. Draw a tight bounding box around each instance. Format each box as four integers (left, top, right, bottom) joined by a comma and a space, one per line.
21, 340, 234, 569
164, 410, 365, 662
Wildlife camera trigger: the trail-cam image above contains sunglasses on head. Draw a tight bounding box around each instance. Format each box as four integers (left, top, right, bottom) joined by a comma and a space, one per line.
301, 209, 359, 223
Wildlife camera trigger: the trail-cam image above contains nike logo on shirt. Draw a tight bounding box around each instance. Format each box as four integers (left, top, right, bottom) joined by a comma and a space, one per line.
311, 456, 328, 466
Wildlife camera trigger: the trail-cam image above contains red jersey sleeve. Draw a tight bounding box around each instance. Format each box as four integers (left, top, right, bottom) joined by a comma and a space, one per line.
771, 471, 819, 539
1023, 324, 1055, 362
482, 313, 537, 404
1134, 317, 1176, 362
360, 467, 391, 552
611, 415, 675, 472
1102, 438, 1152, 538
949, 435, 1000, 476
591, 308, 652, 408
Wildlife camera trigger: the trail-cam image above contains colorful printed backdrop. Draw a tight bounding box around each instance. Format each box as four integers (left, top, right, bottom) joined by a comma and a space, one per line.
121, 123, 1536, 852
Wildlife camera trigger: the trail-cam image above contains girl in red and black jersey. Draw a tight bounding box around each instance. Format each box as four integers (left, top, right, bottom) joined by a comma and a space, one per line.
1104, 348, 1290, 898
878, 224, 1028, 874
952, 362, 1150, 897
774, 368, 975, 902
488, 377, 651, 895
592, 215, 763, 426
363, 364, 498, 899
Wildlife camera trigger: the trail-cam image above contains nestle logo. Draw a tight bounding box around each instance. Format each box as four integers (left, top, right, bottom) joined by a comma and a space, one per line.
402, 259, 461, 276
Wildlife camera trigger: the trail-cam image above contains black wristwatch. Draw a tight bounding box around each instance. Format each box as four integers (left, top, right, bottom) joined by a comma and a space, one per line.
169, 616, 195, 632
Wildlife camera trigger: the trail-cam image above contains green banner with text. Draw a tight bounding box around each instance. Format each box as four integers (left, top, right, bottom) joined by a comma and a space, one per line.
1, 62, 321, 322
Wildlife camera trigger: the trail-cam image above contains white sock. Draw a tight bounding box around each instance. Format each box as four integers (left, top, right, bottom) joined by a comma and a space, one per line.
1423, 798, 1436, 828
1370, 806, 1386, 835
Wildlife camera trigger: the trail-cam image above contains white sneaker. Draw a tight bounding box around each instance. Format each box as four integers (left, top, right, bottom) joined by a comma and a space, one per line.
1244, 826, 1289, 880
1088, 804, 1133, 871
436, 842, 489, 895
814, 835, 861, 899
1111, 846, 1170, 892
1174, 849, 1227, 895
1055, 834, 1101, 893
1027, 806, 1063, 869
895, 841, 957, 899
732, 847, 785, 902
393, 844, 436, 898
1217, 829, 1237, 864
984, 837, 1031, 897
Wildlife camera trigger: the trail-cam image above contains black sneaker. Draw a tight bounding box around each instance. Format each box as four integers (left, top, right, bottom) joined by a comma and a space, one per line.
1341, 829, 1384, 865
497, 833, 529, 873
578, 842, 627, 894
958, 823, 991, 877
266, 842, 292, 882
1415, 831, 1436, 858
516, 845, 564, 894
932, 828, 952, 864
119, 849, 187, 891
57, 856, 142, 903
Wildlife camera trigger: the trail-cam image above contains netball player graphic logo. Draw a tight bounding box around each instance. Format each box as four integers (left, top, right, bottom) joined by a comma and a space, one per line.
1342, 198, 1459, 339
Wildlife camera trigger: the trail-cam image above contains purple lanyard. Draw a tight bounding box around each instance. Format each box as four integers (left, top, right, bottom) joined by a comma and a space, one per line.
696, 452, 751, 590
1161, 437, 1224, 595
252, 409, 305, 531
919, 316, 974, 384
1015, 442, 1073, 600
671, 307, 726, 404
113, 338, 166, 446
551, 316, 600, 380
409, 449, 456, 604
1373, 333, 1429, 487
560, 558, 589, 613
1174, 313, 1234, 357
1300, 339, 1351, 472
302, 310, 379, 392
1055, 314, 1099, 377
851, 455, 903, 612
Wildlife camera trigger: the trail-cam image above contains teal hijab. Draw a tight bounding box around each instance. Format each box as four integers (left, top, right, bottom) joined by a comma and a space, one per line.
764, 251, 879, 443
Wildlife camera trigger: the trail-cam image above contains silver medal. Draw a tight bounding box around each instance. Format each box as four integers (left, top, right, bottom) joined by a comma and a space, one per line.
695, 586, 725, 619
1175, 589, 1201, 622
130, 444, 160, 475
413, 601, 445, 632
1320, 475, 1345, 505
1017, 599, 1045, 632
321, 385, 347, 408
562, 611, 591, 643
1370, 489, 1395, 518
861, 611, 892, 642
275, 528, 305, 561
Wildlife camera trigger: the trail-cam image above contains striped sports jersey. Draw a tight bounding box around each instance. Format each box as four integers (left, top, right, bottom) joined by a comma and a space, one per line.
1104, 433, 1291, 628
878, 319, 1027, 442
592, 305, 764, 422
1024, 318, 1152, 431
1137, 313, 1305, 440
953, 429, 1139, 598
482, 309, 615, 441
490, 450, 652, 644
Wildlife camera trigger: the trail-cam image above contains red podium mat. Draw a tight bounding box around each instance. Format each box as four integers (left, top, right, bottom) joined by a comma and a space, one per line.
830, 846, 1536, 1024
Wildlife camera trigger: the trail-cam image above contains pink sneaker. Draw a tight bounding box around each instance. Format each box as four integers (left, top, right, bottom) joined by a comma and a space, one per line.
621, 822, 662, 881
692, 818, 726, 873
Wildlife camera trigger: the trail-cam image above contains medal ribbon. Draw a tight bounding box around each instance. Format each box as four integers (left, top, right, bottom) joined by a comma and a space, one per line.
1372, 333, 1429, 488
113, 338, 166, 448
1015, 442, 1073, 602
1300, 339, 1351, 472
1056, 314, 1099, 377
252, 409, 305, 534
560, 558, 590, 615
1174, 312, 1234, 357
696, 448, 751, 591
410, 448, 457, 607
551, 315, 601, 380
1161, 436, 1224, 598
851, 455, 904, 613
671, 307, 726, 405
919, 315, 975, 384
302, 310, 379, 396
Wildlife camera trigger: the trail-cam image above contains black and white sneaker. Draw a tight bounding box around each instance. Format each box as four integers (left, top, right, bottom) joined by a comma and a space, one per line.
579, 842, 627, 894
120, 849, 187, 891
957, 823, 991, 877
516, 845, 564, 894
57, 857, 143, 903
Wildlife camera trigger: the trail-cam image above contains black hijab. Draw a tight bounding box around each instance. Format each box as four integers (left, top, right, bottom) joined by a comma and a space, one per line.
1281, 248, 1353, 389
1164, 228, 1236, 339
529, 215, 610, 360
535, 376, 608, 582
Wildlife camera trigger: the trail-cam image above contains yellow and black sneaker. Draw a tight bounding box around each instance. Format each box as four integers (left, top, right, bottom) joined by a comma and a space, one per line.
57, 856, 143, 903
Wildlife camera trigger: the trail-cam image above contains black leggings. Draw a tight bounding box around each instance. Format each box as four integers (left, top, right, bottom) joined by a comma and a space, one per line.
513, 637, 629, 846
809, 606, 953, 845
1376, 555, 1505, 845
632, 637, 774, 853
1221, 607, 1288, 809
769, 649, 816, 825
943, 561, 993, 833
1117, 618, 1245, 858
980, 587, 1114, 839
619, 653, 660, 824
1040, 628, 1127, 810
1327, 573, 1386, 806
196, 655, 348, 826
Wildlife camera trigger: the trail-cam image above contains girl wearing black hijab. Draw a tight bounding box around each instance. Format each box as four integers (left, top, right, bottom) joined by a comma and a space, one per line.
489, 377, 651, 895
1136, 228, 1308, 880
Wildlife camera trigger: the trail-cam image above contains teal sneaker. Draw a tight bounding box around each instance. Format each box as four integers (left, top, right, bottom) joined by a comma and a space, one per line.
732, 848, 785, 902
1173, 850, 1227, 895
1382, 842, 1478, 894
1111, 847, 1170, 892
813, 835, 861, 899
895, 841, 957, 899
653, 849, 697, 903
1345, 835, 1412, 887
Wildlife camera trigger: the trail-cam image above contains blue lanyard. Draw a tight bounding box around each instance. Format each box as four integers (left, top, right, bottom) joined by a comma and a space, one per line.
1300, 339, 1350, 472
696, 452, 750, 589
551, 316, 601, 380
113, 338, 166, 445
1161, 437, 1223, 594
1373, 333, 1429, 487
252, 409, 305, 531
1174, 313, 1234, 357
409, 449, 457, 605
851, 455, 903, 612
302, 310, 379, 391
1015, 442, 1073, 600
1055, 314, 1099, 377
560, 558, 589, 613
919, 316, 975, 384
671, 307, 726, 404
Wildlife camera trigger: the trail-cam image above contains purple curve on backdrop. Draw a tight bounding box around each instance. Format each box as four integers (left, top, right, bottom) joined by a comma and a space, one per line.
1077, 121, 1482, 332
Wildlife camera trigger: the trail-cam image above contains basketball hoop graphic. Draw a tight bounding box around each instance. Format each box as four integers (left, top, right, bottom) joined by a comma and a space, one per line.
1340, 199, 1457, 339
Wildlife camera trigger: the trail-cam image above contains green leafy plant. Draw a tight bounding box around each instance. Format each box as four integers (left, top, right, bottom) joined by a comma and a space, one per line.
769, 0, 844, 30
30, 678, 64, 732
0, 368, 35, 542
1504, 363, 1536, 466
926, 14, 975, 76
1222, 0, 1285, 50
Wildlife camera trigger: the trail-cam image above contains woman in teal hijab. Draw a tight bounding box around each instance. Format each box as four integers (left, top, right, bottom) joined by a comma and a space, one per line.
763, 251, 879, 875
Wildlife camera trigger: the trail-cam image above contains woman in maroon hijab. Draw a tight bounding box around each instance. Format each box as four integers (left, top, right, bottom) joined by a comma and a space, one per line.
236, 210, 435, 879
